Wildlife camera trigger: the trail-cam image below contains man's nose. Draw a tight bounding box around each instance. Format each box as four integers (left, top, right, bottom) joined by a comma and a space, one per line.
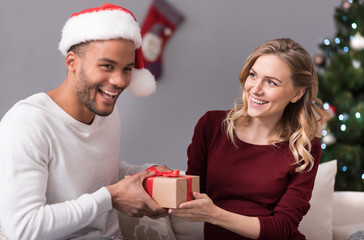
110, 72, 129, 88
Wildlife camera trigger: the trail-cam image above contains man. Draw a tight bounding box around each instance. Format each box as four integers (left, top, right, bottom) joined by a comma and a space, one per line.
0, 4, 169, 239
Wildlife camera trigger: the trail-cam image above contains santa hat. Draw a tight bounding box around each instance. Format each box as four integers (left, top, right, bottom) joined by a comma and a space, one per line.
59, 3, 156, 97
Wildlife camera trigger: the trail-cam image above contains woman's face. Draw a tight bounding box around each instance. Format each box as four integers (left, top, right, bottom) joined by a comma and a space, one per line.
244, 54, 304, 124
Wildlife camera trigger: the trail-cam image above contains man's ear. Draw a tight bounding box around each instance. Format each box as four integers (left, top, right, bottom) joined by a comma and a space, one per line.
291, 87, 306, 103
65, 51, 78, 72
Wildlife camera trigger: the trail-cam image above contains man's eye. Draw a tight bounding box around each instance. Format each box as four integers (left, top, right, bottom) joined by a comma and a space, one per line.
102, 64, 113, 70
124, 67, 133, 73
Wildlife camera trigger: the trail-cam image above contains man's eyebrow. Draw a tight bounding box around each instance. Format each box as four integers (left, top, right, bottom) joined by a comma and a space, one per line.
251, 67, 282, 83
97, 58, 117, 64
97, 58, 135, 67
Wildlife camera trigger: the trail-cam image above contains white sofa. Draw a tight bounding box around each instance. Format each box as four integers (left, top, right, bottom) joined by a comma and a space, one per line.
298, 160, 364, 240
117, 191, 364, 240
117, 160, 364, 240
332, 191, 364, 239
1, 160, 364, 240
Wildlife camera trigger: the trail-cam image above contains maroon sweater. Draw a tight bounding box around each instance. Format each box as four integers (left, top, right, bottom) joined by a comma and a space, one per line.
186, 111, 321, 240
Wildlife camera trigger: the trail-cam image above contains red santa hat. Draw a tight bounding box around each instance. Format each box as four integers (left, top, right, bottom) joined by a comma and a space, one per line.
58, 3, 156, 97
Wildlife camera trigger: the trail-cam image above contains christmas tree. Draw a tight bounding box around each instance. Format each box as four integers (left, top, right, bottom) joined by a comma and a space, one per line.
314, 0, 364, 191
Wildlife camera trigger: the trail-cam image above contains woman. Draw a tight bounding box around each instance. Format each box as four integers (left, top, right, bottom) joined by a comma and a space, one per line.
169, 38, 323, 240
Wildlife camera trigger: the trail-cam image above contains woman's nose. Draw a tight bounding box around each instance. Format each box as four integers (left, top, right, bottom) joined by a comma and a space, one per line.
250, 80, 263, 94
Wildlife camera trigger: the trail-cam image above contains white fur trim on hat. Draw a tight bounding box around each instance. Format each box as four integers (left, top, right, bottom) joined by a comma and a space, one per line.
128, 68, 156, 97
59, 9, 142, 55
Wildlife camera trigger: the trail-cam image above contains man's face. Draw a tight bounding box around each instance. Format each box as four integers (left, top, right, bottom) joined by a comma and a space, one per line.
74, 39, 135, 117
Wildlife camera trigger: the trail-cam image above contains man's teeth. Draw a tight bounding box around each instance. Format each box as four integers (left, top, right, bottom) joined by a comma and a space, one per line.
252, 97, 268, 105
101, 89, 118, 96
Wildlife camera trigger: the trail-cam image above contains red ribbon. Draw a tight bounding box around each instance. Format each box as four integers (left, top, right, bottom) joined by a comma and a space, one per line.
146, 166, 180, 177
145, 166, 193, 205
179, 176, 193, 201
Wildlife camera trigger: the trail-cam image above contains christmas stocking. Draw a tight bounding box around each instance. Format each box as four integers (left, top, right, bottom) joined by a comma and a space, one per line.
141, 0, 184, 79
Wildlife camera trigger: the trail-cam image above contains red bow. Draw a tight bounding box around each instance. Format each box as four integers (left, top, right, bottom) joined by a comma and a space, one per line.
146, 166, 180, 177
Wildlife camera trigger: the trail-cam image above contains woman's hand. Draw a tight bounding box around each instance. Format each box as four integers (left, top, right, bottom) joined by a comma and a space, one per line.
168, 192, 222, 224
169, 192, 260, 239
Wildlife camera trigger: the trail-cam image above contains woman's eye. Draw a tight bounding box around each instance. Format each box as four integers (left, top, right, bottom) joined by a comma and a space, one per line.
249, 72, 256, 78
267, 80, 277, 86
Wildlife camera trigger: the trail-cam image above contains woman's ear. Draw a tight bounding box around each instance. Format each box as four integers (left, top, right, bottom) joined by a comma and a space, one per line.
291, 87, 306, 103
65, 51, 78, 72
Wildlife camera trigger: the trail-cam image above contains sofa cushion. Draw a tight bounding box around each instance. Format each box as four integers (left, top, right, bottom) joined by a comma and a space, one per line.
334, 223, 364, 240
348, 230, 364, 240
299, 160, 337, 240
333, 191, 364, 226
118, 212, 176, 240
169, 216, 203, 240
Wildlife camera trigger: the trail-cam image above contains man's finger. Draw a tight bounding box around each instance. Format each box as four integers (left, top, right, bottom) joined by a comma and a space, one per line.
148, 212, 169, 219
138, 170, 156, 179
128, 170, 155, 182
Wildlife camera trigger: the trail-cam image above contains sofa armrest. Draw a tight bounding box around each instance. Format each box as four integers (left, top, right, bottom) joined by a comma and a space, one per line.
333, 191, 364, 226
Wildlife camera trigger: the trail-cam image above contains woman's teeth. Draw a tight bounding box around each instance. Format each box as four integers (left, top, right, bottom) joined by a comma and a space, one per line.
252, 97, 268, 105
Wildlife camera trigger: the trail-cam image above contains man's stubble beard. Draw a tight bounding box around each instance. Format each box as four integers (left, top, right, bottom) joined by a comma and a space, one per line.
75, 66, 115, 117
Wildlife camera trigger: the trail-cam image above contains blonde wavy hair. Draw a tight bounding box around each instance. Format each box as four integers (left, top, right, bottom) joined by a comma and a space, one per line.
224, 38, 323, 172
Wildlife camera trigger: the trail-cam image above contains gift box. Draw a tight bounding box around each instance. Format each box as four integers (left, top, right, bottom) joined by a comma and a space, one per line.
144, 166, 200, 209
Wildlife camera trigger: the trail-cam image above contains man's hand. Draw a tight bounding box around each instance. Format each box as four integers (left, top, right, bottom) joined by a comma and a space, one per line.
106, 170, 168, 218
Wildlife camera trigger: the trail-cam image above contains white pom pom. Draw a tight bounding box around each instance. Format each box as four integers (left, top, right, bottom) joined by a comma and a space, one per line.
128, 68, 156, 97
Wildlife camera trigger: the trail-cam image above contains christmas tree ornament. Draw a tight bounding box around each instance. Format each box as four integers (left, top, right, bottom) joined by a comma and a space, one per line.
352, 59, 361, 69
58, 3, 156, 97
341, 0, 352, 10
323, 103, 337, 118
322, 132, 337, 145
313, 53, 326, 67
321, 103, 336, 129
141, 0, 185, 79
350, 33, 364, 50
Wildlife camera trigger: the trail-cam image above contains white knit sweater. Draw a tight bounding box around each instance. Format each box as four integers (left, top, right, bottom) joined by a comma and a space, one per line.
0, 93, 149, 240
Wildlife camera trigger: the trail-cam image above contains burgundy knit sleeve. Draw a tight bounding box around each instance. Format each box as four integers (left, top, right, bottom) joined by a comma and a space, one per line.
185, 112, 210, 193
257, 138, 322, 240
